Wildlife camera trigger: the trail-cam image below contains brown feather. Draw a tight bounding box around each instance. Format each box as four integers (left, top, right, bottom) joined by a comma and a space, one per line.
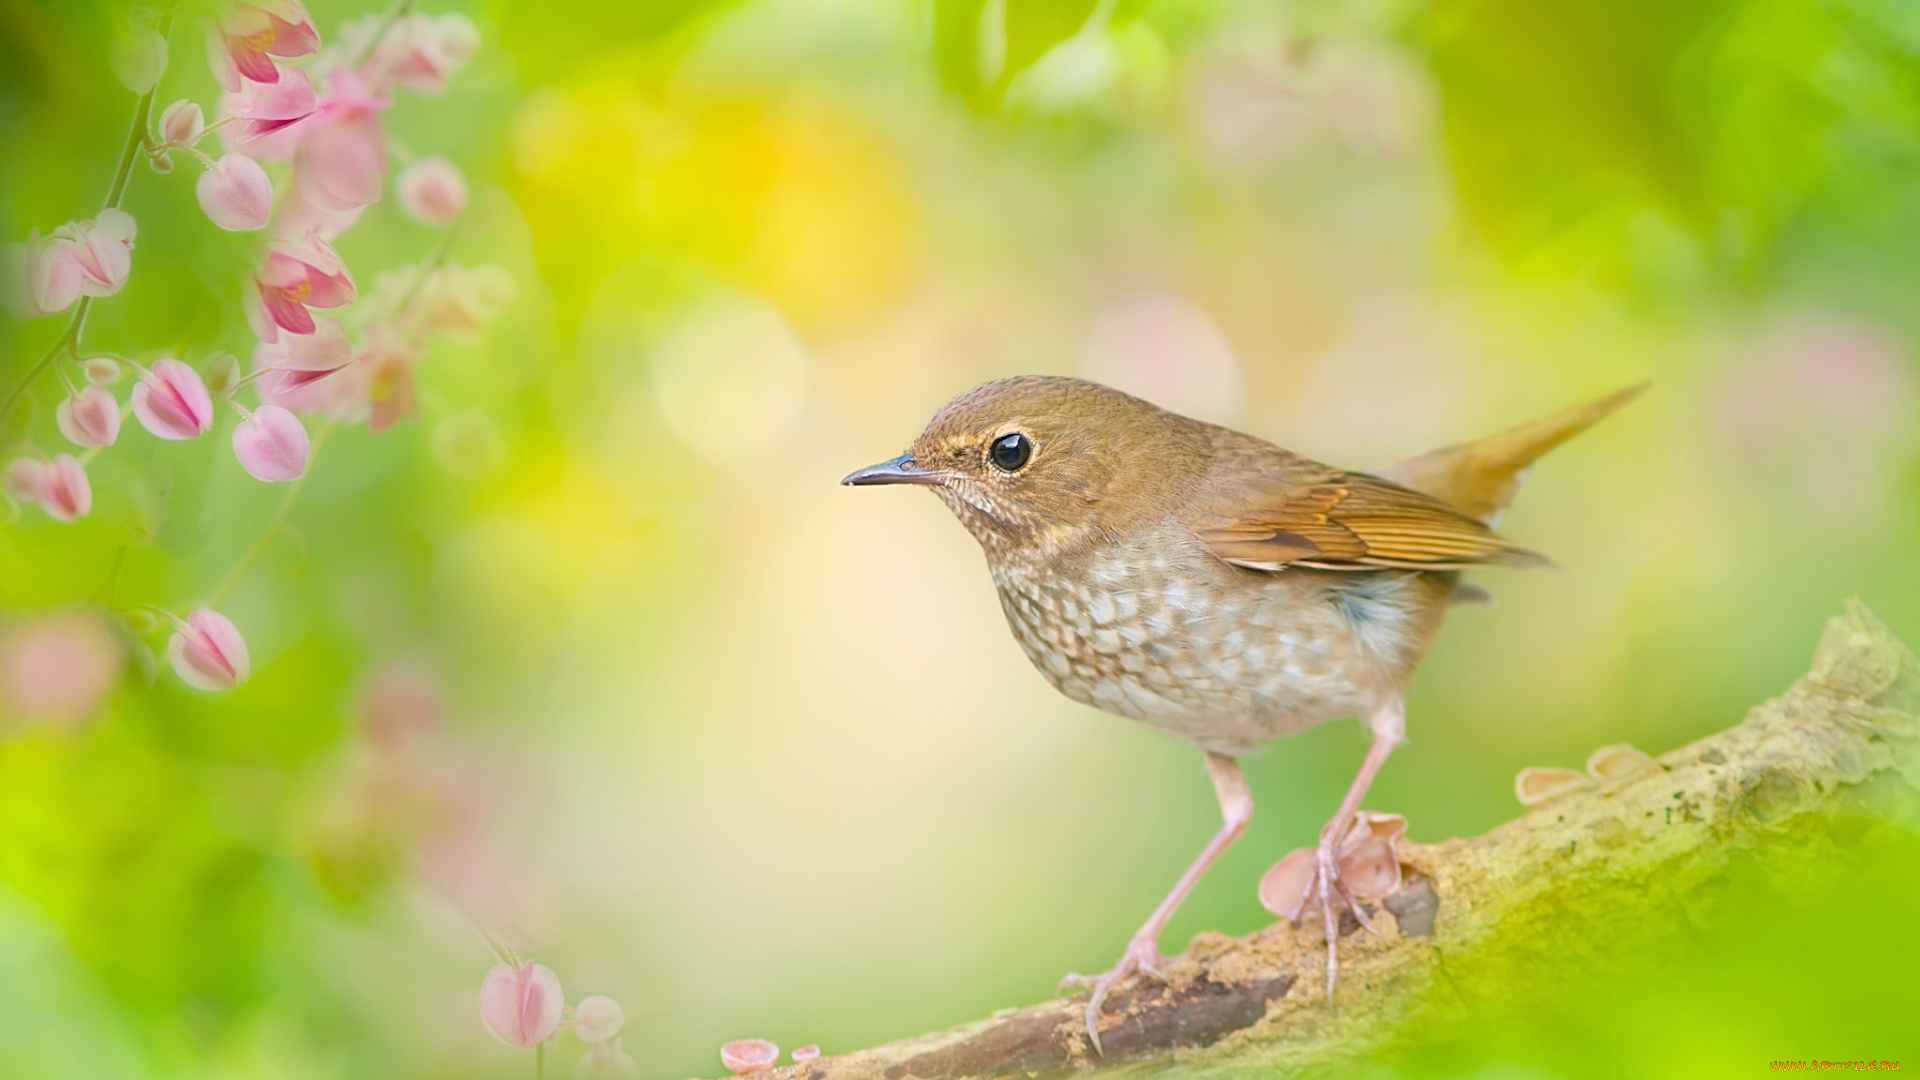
1375, 383, 1647, 523
1189, 450, 1546, 572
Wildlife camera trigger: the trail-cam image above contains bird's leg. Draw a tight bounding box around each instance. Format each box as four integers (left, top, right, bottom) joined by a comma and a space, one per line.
1060, 751, 1251, 1055
1310, 694, 1406, 998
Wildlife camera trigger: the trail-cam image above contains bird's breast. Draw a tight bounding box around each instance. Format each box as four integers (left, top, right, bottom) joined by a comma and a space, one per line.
987, 533, 1442, 753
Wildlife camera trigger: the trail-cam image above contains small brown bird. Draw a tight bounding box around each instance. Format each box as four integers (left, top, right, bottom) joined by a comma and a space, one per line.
844, 376, 1639, 1050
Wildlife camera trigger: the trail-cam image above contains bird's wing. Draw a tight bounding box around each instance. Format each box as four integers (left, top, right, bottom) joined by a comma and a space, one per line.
1187, 452, 1546, 572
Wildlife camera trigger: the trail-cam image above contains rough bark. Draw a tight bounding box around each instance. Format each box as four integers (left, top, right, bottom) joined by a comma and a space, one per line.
758, 600, 1919, 1080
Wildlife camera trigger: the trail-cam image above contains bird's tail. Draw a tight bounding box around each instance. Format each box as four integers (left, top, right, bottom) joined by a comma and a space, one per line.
1374, 384, 1646, 524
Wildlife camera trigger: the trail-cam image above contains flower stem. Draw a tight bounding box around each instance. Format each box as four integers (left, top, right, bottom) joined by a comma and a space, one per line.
0, 1, 176, 426
536, 1042, 545, 1080
207, 421, 333, 607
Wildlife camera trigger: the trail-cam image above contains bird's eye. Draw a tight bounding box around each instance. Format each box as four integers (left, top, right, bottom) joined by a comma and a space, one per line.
989, 432, 1032, 473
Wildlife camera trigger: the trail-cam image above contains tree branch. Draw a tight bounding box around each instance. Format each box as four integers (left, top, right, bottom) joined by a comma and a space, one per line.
758, 600, 1917, 1080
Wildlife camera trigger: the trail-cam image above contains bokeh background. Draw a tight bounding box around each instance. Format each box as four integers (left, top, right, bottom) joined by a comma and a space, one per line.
4, 0, 1920, 1077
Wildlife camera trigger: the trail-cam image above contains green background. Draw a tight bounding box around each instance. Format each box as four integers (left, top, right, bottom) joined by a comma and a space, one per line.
3, 0, 1918, 1076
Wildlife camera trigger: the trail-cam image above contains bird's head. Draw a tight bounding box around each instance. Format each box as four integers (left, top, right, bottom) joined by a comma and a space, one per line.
842, 376, 1210, 560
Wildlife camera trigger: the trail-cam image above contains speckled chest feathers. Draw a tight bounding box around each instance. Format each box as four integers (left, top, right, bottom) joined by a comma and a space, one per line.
984, 528, 1453, 755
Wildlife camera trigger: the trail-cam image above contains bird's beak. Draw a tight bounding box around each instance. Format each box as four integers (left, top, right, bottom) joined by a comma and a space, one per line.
841, 452, 944, 487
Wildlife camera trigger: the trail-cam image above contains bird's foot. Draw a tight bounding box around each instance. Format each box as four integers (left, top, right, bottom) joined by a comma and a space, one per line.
1058, 933, 1166, 1055
1256, 810, 1410, 1000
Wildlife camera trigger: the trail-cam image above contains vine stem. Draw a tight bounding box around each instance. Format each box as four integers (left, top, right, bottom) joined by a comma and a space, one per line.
206, 420, 334, 607
0, 2, 176, 426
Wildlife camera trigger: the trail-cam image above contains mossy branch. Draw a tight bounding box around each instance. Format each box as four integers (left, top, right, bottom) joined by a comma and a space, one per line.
742, 600, 1917, 1080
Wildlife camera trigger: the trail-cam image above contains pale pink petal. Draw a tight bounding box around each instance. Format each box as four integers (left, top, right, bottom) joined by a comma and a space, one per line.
130, 358, 215, 440
197, 154, 275, 231
231, 404, 308, 481
479, 962, 564, 1049
791, 1046, 821, 1063
721, 1040, 779, 1074
167, 608, 249, 690
38, 454, 92, 522
572, 996, 625, 1044
1257, 846, 1318, 922
56, 387, 121, 448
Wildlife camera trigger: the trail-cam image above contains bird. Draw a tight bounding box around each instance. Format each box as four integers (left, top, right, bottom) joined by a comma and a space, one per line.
842, 376, 1641, 1051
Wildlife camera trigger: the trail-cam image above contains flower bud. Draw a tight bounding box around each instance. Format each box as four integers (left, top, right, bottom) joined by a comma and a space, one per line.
4, 232, 86, 318
791, 1046, 821, 1063
479, 962, 564, 1050
397, 156, 467, 226
56, 386, 121, 448
573, 996, 625, 1043
159, 99, 206, 145
37, 454, 92, 522
148, 150, 175, 174
83, 357, 122, 385
166, 609, 249, 690
721, 1040, 779, 1074
110, 19, 170, 94
231, 404, 309, 482
203, 351, 242, 397
197, 154, 274, 231
131, 358, 214, 439
0, 608, 123, 729
4, 457, 47, 503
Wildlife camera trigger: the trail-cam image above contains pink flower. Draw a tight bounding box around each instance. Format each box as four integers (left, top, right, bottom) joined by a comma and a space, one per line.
65, 209, 138, 299
231, 404, 309, 481
255, 314, 352, 385
246, 232, 356, 341
56, 386, 121, 447
167, 609, 250, 690
791, 1046, 822, 1064
397, 156, 467, 226
4, 232, 85, 318
285, 73, 390, 219
479, 962, 563, 1050
0, 609, 123, 729
221, 66, 319, 148
721, 1040, 780, 1074
205, 0, 321, 92
572, 996, 625, 1043
197, 154, 275, 231
344, 12, 480, 95
37, 455, 92, 522
160, 99, 206, 145
3, 210, 137, 318
131, 358, 215, 440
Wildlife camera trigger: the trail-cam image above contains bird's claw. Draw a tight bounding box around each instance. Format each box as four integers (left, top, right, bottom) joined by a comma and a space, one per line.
1061, 935, 1165, 1056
